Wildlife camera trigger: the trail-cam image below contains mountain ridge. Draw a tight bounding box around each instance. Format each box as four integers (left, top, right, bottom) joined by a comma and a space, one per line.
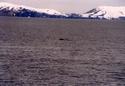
82, 6, 125, 19
0, 2, 64, 15
0, 2, 67, 18
0, 2, 125, 19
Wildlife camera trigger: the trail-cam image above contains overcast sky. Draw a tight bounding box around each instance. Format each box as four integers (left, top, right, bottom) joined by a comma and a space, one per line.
1, 0, 125, 13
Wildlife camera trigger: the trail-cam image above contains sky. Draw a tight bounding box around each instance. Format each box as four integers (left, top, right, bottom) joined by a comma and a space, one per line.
1, 0, 125, 13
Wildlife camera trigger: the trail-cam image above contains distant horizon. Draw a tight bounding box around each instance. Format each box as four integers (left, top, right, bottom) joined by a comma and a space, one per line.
1, 0, 125, 13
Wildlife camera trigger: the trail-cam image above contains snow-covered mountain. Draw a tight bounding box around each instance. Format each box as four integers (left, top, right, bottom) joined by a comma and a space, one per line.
0, 2, 125, 20
82, 6, 125, 19
0, 2, 66, 18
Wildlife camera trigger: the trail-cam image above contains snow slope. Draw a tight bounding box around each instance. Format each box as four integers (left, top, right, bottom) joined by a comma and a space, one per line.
0, 2, 125, 19
82, 6, 125, 19
0, 2, 64, 16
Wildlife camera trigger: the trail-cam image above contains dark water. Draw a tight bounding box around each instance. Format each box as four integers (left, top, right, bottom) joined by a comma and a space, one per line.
0, 17, 125, 86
